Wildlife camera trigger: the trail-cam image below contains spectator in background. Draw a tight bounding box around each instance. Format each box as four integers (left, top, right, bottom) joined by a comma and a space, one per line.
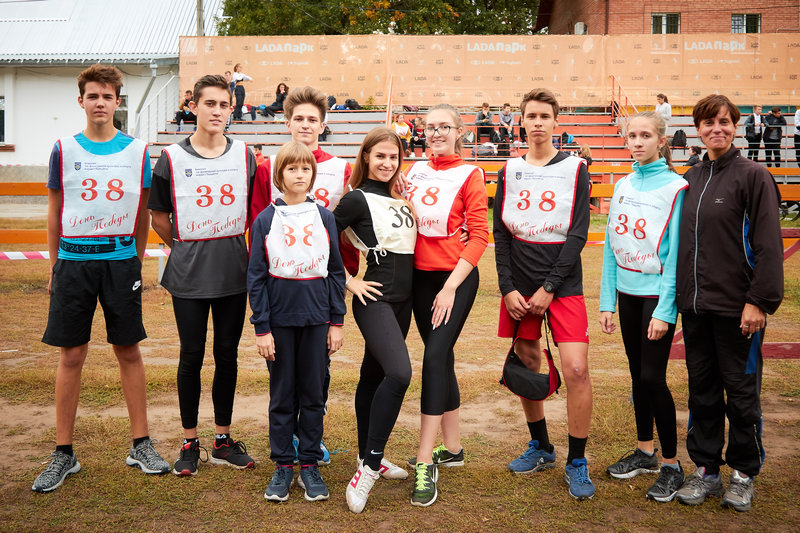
392, 113, 412, 156
686, 146, 702, 166
410, 116, 426, 155
475, 102, 495, 141
232, 63, 253, 121
253, 144, 265, 166
175, 90, 196, 131
261, 83, 289, 118
794, 106, 800, 167
763, 107, 787, 167
497, 103, 515, 156
655, 94, 672, 124
577, 144, 593, 166
743, 105, 765, 162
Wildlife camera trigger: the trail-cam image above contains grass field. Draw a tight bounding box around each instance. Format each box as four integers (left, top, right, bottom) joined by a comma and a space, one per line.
0, 218, 798, 532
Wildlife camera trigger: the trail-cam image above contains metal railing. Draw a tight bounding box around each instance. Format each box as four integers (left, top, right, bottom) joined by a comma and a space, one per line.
610, 75, 639, 136
134, 75, 180, 144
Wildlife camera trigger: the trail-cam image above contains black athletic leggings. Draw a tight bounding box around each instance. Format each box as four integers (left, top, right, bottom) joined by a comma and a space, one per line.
173, 292, 247, 429
353, 297, 413, 465
413, 267, 479, 416
618, 292, 677, 459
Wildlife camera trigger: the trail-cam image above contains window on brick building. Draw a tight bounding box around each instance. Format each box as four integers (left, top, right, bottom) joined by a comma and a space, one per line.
731, 14, 760, 33
651, 13, 680, 34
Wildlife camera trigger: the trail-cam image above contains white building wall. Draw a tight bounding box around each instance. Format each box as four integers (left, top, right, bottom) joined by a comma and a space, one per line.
0, 65, 177, 172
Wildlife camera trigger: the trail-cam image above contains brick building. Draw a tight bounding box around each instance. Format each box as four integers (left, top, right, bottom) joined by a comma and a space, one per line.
535, 1, 800, 35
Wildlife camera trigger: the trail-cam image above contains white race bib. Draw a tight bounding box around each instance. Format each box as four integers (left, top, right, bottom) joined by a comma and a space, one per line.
266, 203, 330, 279
501, 156, 583, 243
59, 135, 145, 238
608, 176, 688, 274
270, 156, 347, 211
405, 161, 477, 238
344, 190, 416, 259
166, 140, 248, 241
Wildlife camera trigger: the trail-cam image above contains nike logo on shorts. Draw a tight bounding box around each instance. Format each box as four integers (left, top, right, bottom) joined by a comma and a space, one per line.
132, 280, 142, 291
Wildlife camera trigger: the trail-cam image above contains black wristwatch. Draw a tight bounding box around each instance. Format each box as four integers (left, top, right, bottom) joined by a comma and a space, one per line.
542, 281, 555, 294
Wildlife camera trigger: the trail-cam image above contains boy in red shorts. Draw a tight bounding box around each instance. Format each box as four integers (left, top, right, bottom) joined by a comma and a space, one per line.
493, 88, 594, 500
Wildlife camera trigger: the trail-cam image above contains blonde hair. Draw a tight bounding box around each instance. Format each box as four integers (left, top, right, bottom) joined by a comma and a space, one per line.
579, 144, 592, 158
273, 141, 317, 193
426, 103, 464, 154
627, 111, 676, 172
348, 127, 405, 197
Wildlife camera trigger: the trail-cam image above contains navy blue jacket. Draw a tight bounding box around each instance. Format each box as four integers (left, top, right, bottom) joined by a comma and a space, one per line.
247, 198, 346, 334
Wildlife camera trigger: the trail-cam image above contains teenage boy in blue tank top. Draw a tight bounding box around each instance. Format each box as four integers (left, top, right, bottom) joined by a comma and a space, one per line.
33, 64, 170, 493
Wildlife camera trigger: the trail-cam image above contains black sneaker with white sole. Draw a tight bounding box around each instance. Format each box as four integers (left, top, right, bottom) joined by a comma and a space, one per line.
173, 440, 208, 476
646, 463, 685, 502
606, 448, 659, 479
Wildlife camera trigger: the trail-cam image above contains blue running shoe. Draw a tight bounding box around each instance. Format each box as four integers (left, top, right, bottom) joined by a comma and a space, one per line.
297, 464, 329, 501
292, 434, 299, 464
319, 438, 331, 466
508, 440, 556, 474
565, 458, 595, 500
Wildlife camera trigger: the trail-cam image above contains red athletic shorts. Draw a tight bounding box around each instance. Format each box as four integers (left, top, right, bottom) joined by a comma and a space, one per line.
498, 294, 589, 343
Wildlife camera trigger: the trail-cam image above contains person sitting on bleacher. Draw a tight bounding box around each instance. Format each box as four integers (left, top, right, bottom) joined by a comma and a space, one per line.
260, 83, 289, 119
392, 113, 412, 156
410, 116, 426, 155
175, 90, 196, 131
475, 102, 495, 141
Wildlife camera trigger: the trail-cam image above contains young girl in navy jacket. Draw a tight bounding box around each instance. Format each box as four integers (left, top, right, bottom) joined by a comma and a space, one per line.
247, 141, 346, 502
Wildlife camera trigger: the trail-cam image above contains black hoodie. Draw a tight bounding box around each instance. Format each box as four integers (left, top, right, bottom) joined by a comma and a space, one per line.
677, 146, 783, 317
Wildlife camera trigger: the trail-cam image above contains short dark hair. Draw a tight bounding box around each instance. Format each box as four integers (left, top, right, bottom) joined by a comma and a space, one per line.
520, 88, 559, 118
193, 74, 231, 104
481, 102, 490, 108
771, 107, 781, 113
692, 94, 741, 128
690, 145, 702, 155
78, 64, 123, 98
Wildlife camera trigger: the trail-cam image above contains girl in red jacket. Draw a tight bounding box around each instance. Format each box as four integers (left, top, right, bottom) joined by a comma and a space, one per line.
404, 104, 489, 507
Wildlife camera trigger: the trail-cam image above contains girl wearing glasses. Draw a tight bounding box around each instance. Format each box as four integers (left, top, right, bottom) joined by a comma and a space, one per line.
403, 104, 489, 507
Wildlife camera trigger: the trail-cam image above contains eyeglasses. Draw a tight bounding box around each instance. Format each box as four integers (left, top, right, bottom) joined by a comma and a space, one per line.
424, 125, 452, 137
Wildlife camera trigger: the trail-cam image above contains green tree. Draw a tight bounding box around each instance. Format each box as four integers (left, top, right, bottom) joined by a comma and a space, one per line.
216, 0, 540, 36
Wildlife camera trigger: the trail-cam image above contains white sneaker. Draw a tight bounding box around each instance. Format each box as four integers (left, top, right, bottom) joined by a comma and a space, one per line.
346, 464, 380, 513
358, 455, 409, 480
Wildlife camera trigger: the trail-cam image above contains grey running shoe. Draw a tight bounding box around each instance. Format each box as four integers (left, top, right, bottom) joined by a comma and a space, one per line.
411, 462, 438, 507
297, 464, 329, 501
721, 470, 754, 512
32, 451, 81, 493
508, 440, 556, 474
265, 465, 294, 502
646, 463, 685, 502
675, 466, 724, 505
407, 444, 464, 468
606, 448, 659, 479
126, 438, 170, 474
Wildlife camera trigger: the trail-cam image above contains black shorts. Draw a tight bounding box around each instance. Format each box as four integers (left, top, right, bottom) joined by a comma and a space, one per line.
42, 257, 146, 348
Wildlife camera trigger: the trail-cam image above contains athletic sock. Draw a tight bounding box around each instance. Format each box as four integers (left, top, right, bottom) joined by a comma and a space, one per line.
132, 436, 149, 448
528, 419, 553, 453
566, 435, 587, 464
639, 448, 654, 456
215, 434, 230, 447
662, 462, 681, 470
56, 444, 73, 457
364, 449, 384, 471
183, 438, 199, 448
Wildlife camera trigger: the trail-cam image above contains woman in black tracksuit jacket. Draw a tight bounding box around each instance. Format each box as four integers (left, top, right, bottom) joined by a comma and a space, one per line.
675, 94, 783, 512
